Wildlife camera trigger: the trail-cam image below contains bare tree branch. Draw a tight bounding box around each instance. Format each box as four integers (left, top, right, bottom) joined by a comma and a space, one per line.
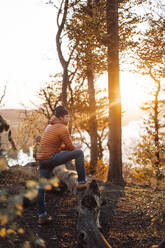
68, 40, 79, 64
57, 0, 64, 28
56, 0, 69, 66
0, 85, 7, 105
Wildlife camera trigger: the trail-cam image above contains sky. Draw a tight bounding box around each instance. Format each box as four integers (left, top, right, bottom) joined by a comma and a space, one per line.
0, 0, 151, 114
0, 0, 155, 166
0, 0, 60, 109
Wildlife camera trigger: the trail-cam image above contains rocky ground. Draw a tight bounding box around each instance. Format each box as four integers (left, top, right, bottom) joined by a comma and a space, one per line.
0, 167, 164, 248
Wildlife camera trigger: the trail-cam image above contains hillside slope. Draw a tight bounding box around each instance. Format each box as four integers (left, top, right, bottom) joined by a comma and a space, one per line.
0, 168, 164, 248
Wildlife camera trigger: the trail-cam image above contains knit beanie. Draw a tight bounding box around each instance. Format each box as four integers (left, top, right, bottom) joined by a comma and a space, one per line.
54, 106, 68, 118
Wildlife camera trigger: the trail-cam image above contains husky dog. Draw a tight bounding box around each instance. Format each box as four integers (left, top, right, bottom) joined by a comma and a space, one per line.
0, 115, 9, 133
77, 180, 111, 248
0, 115, 17, 152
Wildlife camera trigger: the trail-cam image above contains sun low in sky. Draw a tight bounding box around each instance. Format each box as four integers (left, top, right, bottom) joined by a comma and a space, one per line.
98, 72, 150, 109
120, 72, 149, 109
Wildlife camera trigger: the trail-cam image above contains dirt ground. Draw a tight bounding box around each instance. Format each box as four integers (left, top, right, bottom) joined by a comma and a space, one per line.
0, 168, 164, 248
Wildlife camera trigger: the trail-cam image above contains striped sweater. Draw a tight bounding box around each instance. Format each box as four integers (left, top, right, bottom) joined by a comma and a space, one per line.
36, 116, 75, 161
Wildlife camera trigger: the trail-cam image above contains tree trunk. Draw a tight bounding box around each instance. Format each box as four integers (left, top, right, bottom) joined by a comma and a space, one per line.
62, 66, 69, 107
56, 0, 69, 108
153, 79, 161, 182
53, 165, 112, 248
87, 68, 98, 174
97, 133, 104, 160
106, 0, 124, 184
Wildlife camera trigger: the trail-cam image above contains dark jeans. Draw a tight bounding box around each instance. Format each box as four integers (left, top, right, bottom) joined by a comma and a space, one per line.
37, 149, 86, 217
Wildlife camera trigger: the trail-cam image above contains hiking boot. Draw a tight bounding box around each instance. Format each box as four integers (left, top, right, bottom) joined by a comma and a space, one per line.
77, 181, 88, 190
38, 215, 52, 225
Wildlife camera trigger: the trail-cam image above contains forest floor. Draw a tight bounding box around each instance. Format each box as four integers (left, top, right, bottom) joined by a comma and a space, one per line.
0, 167, 165, 248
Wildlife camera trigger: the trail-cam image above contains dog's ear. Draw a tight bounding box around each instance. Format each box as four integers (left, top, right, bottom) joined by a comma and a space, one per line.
5, 123, 9, 131
88, 180, 100, 197
0, 115, 9, 133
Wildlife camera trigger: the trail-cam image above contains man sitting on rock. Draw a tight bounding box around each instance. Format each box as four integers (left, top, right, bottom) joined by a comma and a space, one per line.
36, 106, 88, 224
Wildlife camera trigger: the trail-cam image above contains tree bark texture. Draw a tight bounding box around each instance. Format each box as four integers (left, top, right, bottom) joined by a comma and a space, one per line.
86, 68, 98, 173
106, 0, 124, 184
153, 79, 161, 179
53, 165, 112, 248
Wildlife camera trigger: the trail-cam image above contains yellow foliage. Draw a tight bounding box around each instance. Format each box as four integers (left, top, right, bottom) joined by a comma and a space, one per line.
44, 184, 52, 191
13, 111, 46, 150
39, 178, 48, 184
0, 158, 8, 170
7, 229, 16, 235
17, 228, 24, 234
85, 159, 108, 181
15, 203, 23, 211
24, 189, 38, 200
35, 238, 45, 247
84, 160, 91, 174
26, 180, 37, 188
0, 228, 6, 237
0, 195, 7, 201
0, 214, 8, 225
95, 160, 108, 181
49, 177, 60, 188
23, 241, 31, 248
133, 167, 153, 182
16, 211, 22, 216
